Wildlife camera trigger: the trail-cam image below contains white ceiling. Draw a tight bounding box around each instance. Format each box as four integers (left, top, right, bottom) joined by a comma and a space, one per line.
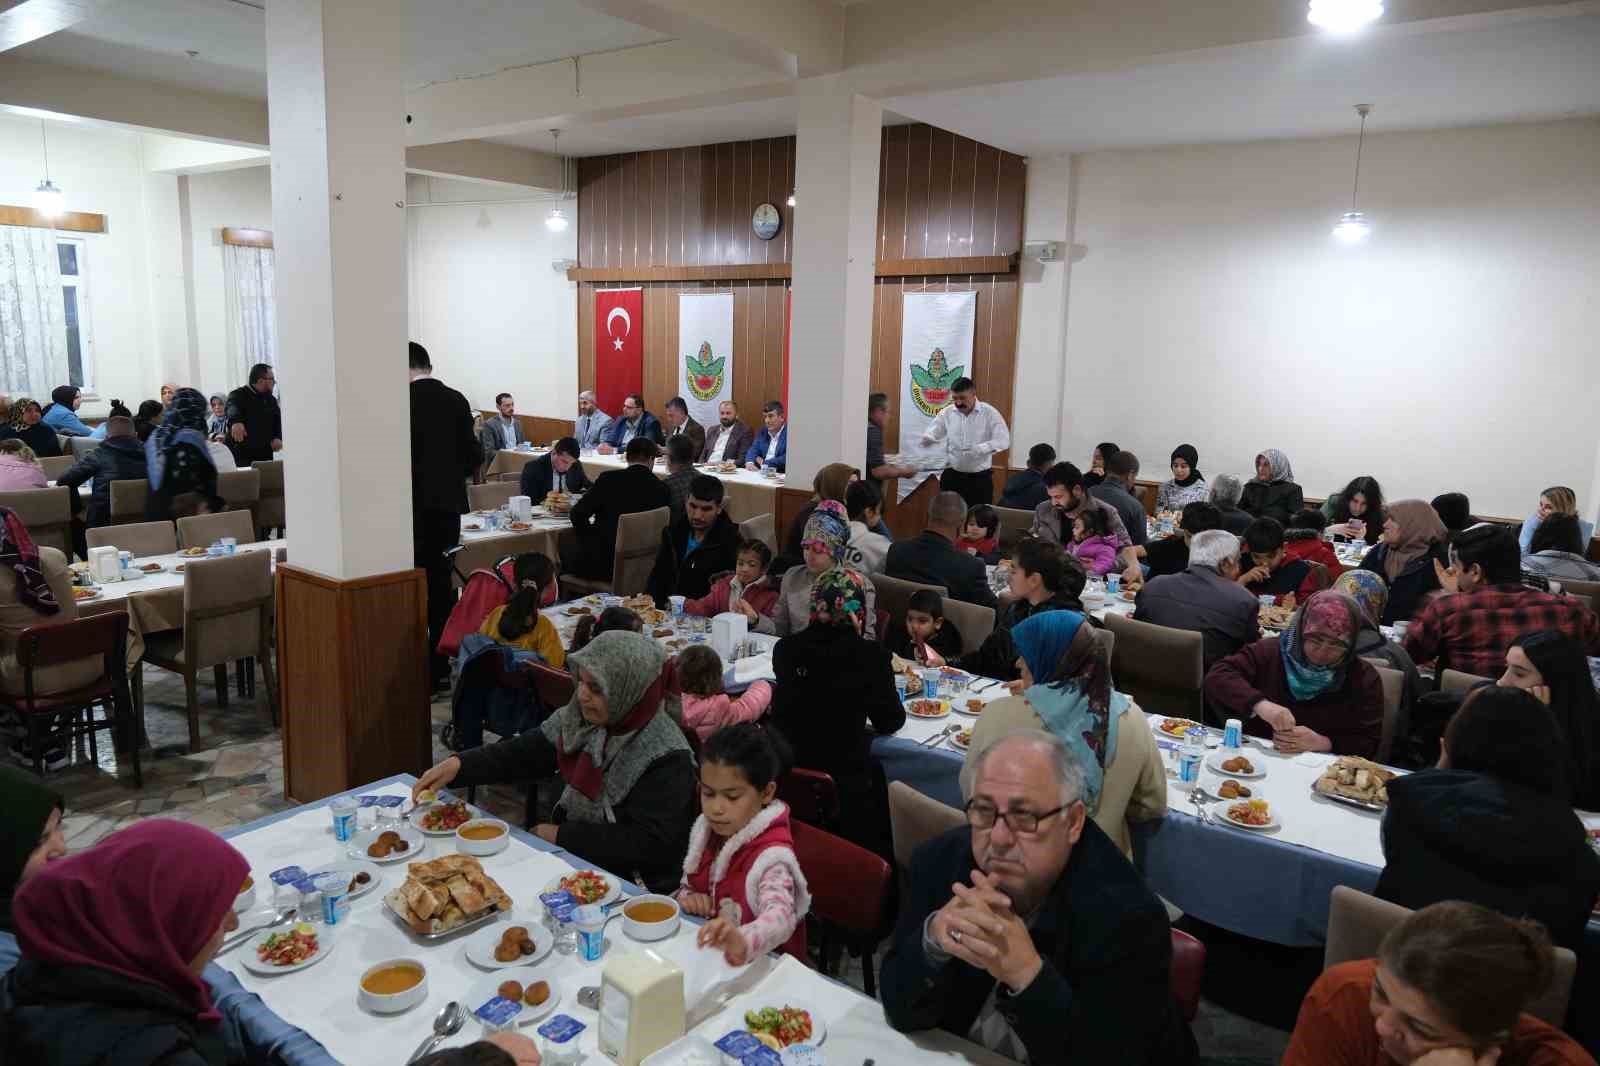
14, 0, 670, 99
885, 11, 1600, 156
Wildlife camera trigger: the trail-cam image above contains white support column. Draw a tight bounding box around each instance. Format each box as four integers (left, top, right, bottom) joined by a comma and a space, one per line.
1012, 152, 1074, 453
266, 0, 412, 580
786, 77, 881, 488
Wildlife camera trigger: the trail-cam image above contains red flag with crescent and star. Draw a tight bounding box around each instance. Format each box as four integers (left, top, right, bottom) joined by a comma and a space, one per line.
594, 287, 643, 418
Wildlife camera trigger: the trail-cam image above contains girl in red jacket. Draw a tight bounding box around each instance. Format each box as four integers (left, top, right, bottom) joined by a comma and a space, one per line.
685, 539, 780, 619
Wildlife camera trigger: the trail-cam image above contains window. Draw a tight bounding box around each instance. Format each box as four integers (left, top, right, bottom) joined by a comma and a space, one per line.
56, 237, 94, 393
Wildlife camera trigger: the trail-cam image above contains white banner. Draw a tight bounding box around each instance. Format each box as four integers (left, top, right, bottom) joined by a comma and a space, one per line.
896, 291, 977, 501
677, 292, 735, 430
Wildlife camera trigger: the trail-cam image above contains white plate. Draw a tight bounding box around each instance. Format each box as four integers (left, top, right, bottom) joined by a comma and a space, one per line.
467, 972, 562, 1026
241, 923, 336, 975
738, 1002, 827, 1048
1206, 753, 1267, 779
464, 920, 554, 970
950, 698, 991, 718
1151, 718, 1204, 741
904, 698, 950, 720
308, 860, 383, 901
348, 825, 426, 865
541, 870, 622, 909
408, 801, 476, 837
1216, 804, 1280, 832
949, 729, 973, 752
70, 589, 102, 602
132, 563, 168, 576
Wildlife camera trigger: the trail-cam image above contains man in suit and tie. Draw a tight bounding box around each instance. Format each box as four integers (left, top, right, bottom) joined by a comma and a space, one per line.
520, 437, 593, 500
700, 399, 754, 464
660, 396, 705, 459
569, 437, 671, 580
574, 390, 611, 450
597, 393, 664, 453
409, 341, 482, 687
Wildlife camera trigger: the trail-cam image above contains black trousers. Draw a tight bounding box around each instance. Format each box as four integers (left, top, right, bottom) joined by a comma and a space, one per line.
413, 507, 461, 683
939, 467, 994, 509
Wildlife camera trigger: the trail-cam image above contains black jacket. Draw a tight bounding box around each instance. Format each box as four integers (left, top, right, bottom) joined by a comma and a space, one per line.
0, 423, 62, 458
958, 588, 1092, 682
1090, 481, 1148, 547
1217, 505, 1253, 536
1359, 542, 1448, 625
452, 726, 696, 894
647, 512, 741, 605
223, 385, 281, 466
885, 531, 998, 609
0, 960, 228, 1066
886, 615, 965, 665
409, 378, 480, 515
880, 823, 1197, 1066
1239, 480, 1303, 525
999, 468, 1047, 512
568, 464, 671, 580
58, 435, 147, 527
1376, 770, 1600, 950
518, 453, 592, 501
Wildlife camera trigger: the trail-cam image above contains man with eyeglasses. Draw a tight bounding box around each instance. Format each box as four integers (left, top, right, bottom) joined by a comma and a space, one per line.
881, 731, 1196, 1064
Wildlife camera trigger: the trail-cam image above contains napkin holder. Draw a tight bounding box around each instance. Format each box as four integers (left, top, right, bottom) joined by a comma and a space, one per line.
508, 495, 532, 520
711, 612, 747, 660
597, 949, 684, 1066
88, 545, 121, 584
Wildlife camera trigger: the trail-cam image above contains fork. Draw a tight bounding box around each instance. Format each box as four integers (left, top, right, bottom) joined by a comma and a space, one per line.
219, 907, 298, 955
921, 724, 960, 748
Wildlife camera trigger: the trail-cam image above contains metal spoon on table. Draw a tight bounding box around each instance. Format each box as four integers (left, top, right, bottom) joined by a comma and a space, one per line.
920, 724, 960, 748
407, 1002, 465, 1063
217, 907, 297, 955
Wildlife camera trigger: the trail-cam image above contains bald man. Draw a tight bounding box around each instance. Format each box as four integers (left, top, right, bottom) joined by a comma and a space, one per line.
885, 490, 997, 608
574, 391, 612, 450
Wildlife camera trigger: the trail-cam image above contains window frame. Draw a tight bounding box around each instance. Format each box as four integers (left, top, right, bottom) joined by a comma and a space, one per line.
56, 235, 96, 398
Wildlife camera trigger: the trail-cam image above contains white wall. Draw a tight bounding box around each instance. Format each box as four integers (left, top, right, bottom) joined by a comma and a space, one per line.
1053, 118, 1600, 520
183, 165, 273, 397
1011, 152, 1072, 454
406, 175, 578, 419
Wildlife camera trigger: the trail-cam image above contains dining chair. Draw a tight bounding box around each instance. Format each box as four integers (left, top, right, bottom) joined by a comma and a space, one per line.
176, 510, 256, 551
38, 454, 75, 482
1563, 591, 1594, 612
0, 487, 72, 558
67, 436, 100, 458
467, 481, 519, 512
737, 512, 775, 553
791, 821, 894, 997
86, 520, 177, 558
561, 506, 671, 599
1369, 663, 1403, 764
993, 506, 1034, 553
887, 780, 964, 912
1324, 886, 1577, 1027
937, 596, 995, 656
1, 612, 139, 786
1168, 930, 1206, 1023
778, 768, 841, 830
251, 460, 285, 538
1103, 613, 1204, 720
216, 468, 261, 530
136, 550, 277, 752
450, 532, 552, 589
1559, 576, 1600, 605
109, 479, 148, 525
1439, 668, 1493, 695
871, 573, 947, 647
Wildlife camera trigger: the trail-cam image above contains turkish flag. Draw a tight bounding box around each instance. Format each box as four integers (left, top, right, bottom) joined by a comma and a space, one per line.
594, 287, 643, 417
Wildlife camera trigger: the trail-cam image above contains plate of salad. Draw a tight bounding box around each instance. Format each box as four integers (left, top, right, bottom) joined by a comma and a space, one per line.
241, 921, 334, 975
742, 1003, 824, 1048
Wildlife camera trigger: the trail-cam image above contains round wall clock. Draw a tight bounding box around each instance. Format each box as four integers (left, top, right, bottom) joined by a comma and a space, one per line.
752, 202, 782, 241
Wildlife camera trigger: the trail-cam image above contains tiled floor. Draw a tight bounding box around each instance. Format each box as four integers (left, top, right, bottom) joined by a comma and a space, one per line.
43, 678, 1291, 1063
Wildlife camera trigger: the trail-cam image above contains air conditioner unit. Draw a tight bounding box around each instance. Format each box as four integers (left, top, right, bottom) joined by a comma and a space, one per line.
1023, 241, 1061, 262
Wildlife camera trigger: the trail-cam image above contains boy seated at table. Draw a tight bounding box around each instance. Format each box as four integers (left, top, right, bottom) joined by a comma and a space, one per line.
887, 589, 965, 667
568, 605, 642, 654
1239, 516, 1325, 605
1282, 508, 1345, 579
686, 538, 779, 620
677, 644, 773, 742
957, 504, 1000, 563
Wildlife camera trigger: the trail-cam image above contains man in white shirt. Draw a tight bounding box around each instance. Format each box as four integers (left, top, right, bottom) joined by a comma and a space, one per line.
919, 377, 1010, 508
574, 390, 612, 450
479, 392, 527, 461
700, 400, 754, 464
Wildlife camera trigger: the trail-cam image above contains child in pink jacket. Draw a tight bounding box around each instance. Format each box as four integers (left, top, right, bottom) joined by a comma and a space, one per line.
1068, 507, 1119, 576
677, 644, 773, 741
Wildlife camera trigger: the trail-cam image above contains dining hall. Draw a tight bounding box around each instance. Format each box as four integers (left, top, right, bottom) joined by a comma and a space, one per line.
0, 1, 1596, 1063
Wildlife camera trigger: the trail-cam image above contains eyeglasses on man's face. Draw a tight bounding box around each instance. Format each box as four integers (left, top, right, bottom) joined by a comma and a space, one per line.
964, 798, 1072, 835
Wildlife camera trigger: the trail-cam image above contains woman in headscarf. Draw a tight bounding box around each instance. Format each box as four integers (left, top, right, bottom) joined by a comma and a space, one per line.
39, 387, 93, 438
781, 462, 860, 564
3, 399, 62, 458
1498, 630, 1600, 811
755, 500, 878, 638
144, 387, 224, 521
1154, 444, 1208, 511
413, 630, 697, 892
1358, 499, 1450, 625
206, 395, 227, 442
964, 611, 1166, 857
0, 819, 246, 1066
1081, 442, 1119, 489
1238, 449, 1303, 524
1333, 569, 1422, 737
770, 568, 904, 859
1204, 590, 1383, 757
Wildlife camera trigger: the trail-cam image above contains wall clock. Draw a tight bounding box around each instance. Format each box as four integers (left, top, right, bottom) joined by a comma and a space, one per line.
752, 202, 782, 241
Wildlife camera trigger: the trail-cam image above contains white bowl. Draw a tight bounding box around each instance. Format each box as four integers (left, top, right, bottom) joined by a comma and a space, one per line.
234, 875, 256, 914
455, 817, 510, 857
358, 958, 429, 1015
620, 894, 681, 942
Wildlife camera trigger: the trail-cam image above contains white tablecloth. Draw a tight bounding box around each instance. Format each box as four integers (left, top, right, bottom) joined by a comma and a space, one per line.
581, 452, 780, 522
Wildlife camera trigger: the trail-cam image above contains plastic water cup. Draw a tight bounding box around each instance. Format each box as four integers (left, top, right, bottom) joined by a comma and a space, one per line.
1107, 573, 1121, 596
669, 595, 686, 621
220, 537, 238, 555
1178, 728, 1205, 784
919, 668, 940, 699
1258, 595, 1276, 609
573, 904, 606, 961
329, 797, 357, 842
1223, 718, 1243, 749
316, 873, 348, 925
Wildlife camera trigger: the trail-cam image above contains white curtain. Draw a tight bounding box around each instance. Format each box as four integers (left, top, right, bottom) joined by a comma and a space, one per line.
223, 243, 277, 386
0, 226, 69, 396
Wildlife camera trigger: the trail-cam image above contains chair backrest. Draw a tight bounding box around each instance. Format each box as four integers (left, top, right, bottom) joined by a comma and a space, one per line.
1304, 561, 1332, 593
16, 612, 128, 707
251, 460, 285, 531
182, 549, 274, 669
1564, 591, 1594, 612
993, 506, 1033, 553
38, 454, 74, 481
779, 768, 841, 828
938, 596, 995, 656
85, 520, 177, 558
176, 510, 256, 550
450, 532, 550, 589
1440, 668, 1493, 695
1168, 928, 1206, 1023
109, 479, 148, 525
887, 781, 965, 878
68, 436, 99, 458
528, 662, 575, 712
1370, 663, 1403, 764
0, 487, 71, 557
468, 481, 519, 512
1103, 613, 1204, 719
791, 821, 894, 942
1559, 576, 1600, 604
611, 506, 671, 596
1324, 886, 1576, 1027
873, 572, 947, 645
216, 468, 260, 515
738, 512, 776, 554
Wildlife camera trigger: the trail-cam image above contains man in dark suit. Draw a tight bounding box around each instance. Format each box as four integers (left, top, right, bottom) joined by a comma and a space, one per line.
519, 437, 592, 501
881, 731, 1197, 1066
568, 437, 669, 580
885, 490, 998, 608
646, 475, 742, 605
597, 393, 663, 453
224, 362, 283, 466
409, 341, 481, 686
660, 396, 705, 459
699, 399, 753, 464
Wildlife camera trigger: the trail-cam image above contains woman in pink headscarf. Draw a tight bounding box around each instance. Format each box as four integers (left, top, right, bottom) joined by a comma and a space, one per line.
1204, 591, 1385, 758
0, 819, 247, 1066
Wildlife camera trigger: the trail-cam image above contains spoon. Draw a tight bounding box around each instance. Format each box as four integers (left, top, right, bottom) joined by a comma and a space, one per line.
407, 1002, 465, 1063
217, 907, 297, 955
920, 724, 959, 748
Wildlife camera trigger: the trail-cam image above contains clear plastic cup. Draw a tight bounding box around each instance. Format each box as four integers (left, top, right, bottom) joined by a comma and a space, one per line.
329, 797, 357, 842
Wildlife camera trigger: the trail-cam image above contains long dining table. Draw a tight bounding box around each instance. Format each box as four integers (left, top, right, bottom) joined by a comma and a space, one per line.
483, 445, 781, 523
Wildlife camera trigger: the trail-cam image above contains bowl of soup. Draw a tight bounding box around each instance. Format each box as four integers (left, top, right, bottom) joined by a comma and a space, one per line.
358, 958, 428, 1014
621, 894, 681, 942
455, 817, 510, 857
234, 875, 255, 914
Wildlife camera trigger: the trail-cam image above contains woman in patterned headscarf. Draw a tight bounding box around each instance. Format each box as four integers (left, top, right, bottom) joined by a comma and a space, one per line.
1205, 590, 1384, 758
770, 568, 904, 859
755, 500, 878, 638
1333, 569, 1423, 739
1239, 448, 1303, 525
145, 388, 223, 520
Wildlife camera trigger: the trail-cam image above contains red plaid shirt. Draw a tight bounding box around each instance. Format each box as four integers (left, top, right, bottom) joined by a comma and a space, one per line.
1403, 583, 1600, 677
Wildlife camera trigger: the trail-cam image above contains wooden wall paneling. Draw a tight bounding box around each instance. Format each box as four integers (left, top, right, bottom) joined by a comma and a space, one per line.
879, 126, 907, 263
904, 124, 930, 263
949, 134, 977, 257
577, 283, 595, 397
927, 126, 953, 259
971, 141, 999, 256
996, 151, 1026, 251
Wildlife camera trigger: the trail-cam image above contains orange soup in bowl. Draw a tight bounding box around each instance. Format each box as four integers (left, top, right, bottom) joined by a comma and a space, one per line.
458, 824, 505, 841
624, 900, 676, 924
361, 964, 423, 996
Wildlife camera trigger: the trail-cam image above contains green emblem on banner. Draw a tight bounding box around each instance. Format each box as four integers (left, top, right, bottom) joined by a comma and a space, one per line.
909, 348, 963, 417
685, 342, 725, 401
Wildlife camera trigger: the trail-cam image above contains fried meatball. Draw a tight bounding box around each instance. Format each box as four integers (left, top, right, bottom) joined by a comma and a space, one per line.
497, 980, 524, 1001
524, 981, 550, 1006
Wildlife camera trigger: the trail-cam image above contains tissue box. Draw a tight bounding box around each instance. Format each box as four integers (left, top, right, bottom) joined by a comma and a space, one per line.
508, 495, 532, 520
711, 612, 747, 660
88, 545, 120, 583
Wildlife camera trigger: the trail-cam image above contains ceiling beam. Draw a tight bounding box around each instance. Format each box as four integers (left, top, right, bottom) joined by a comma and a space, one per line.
575, 0, 844, 78
0, 0, 112, 54
404, 140, 563, 190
